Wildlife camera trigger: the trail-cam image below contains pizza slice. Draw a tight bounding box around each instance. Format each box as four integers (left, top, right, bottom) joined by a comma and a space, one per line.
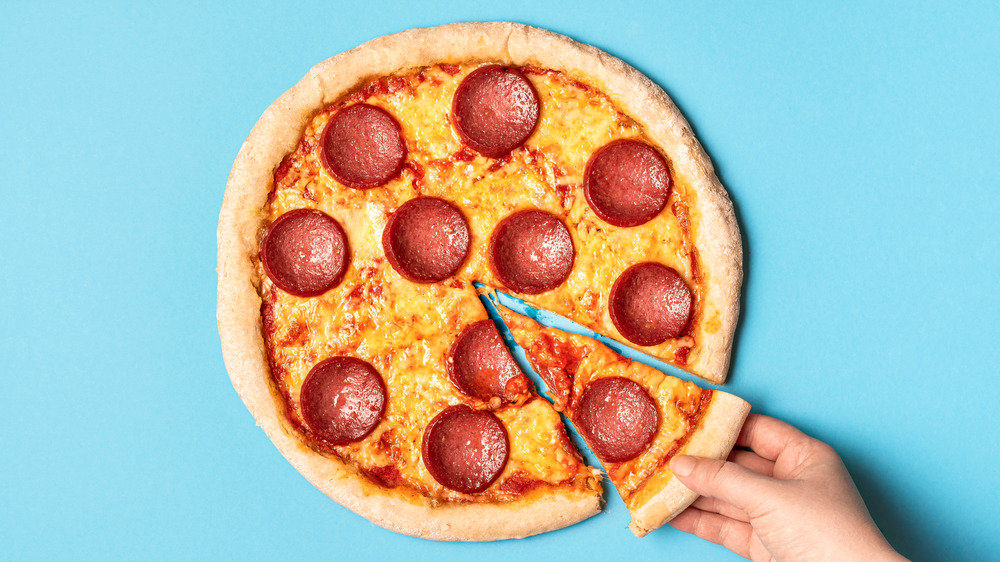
495, 302, 749, 536
218, 21, 747, 540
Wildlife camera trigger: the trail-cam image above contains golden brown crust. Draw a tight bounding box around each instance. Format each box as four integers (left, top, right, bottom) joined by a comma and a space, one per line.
505, 24, 742, 384
218, 21, 740, 540
224, 21, 741, 380
291, 431, 600, 541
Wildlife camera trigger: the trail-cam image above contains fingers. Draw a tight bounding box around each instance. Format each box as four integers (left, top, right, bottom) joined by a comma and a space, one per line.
737, 414, 812, 461
691, 496, 750, 522
669, 506, 753, 559
729, 449, 775, 477
688, 449, 774, 523
670, 454, 776, 513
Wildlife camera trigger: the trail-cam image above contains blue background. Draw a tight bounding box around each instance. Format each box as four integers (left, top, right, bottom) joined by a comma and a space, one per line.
2, 2, 998, 560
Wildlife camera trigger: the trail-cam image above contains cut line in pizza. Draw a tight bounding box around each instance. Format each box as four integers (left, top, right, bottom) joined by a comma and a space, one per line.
218, 23, 748, 541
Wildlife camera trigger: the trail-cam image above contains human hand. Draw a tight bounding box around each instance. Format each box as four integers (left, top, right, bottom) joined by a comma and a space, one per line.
668, 414, 906, 561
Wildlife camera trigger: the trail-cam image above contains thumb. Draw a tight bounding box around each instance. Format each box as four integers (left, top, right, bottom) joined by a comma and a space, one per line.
670, 454, 778, 513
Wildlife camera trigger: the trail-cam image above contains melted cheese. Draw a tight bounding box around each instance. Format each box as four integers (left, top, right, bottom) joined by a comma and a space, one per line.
500, 307, 707, 509
261, 63, 705, 501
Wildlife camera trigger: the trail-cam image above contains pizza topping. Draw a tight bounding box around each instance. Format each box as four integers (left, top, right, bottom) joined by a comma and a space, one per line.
448, 319, 526, 401
300, 356, 387, 446
363, 465, 405, 488
573, 377, 658, 463
252, 59, 718, 513
610, 262, 692, 346
488, 210, 575, 294
452, 65, 540, 158
498, 471, 545, 495
261, 208, 349, 297
421, 405, 510, 494
584, 139, 671, 227
320, 103, 407, 189
382, 196, 471, 283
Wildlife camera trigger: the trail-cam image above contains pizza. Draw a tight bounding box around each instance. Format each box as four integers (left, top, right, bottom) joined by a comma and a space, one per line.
217, 22, 746, 541
493, 301, 749, 536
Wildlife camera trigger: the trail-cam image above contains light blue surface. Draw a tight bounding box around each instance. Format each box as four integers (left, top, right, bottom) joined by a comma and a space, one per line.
2, 2, 998, 560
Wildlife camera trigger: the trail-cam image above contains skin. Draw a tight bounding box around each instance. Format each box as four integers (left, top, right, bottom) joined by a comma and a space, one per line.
668, 414, 908, 562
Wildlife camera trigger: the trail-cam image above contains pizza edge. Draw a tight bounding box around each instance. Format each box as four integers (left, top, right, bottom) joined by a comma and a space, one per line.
628, 391, 750, 537
495, 303, 751, 536
223, 20, 741, 380
219, 263, 601, 541
217, 21, 738, 540
502, 23, 742, 383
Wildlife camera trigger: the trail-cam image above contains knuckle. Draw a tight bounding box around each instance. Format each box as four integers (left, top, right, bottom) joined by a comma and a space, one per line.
800, 437, 838, 463
719, 516, 739, 541
698, 459, 742, 494
719, 459, 744, 481
787, 435, 820, 458
694, 511, 713, 537
813, 440, 838, 459
703, 459, 730, 486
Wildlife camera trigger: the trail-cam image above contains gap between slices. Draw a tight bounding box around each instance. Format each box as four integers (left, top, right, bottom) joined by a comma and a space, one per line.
475, 287, 699, 445
477, 289, 749, 536
480, 285, 698, 384
248, 59, 744, 539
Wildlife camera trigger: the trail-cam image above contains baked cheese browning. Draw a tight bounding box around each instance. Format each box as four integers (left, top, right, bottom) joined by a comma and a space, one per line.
609, 384, 711, 509
261, 262, 595, 501
549, 339, 707, 503
265, 62, 706, 365
498, 307, 711, 506
337, 397, 597, 503
218, 22, 749, 541
259, 62, 712, 502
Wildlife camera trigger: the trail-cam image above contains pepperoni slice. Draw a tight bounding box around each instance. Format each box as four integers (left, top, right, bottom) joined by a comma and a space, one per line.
299, 357, 387, 446
382, 197, 471, 283
573, 377, 659, 463
488, 210, 574, 294
451, 65, 540, 158
261, 208, 349, 297
448, 320, 524, 401
584, 139, 671, 227
610, 262, 693, 346
421, 405, 509, 494
320, 103, 407, 189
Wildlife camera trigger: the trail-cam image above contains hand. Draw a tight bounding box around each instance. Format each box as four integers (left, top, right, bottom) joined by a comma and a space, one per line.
668, 414, 905, 562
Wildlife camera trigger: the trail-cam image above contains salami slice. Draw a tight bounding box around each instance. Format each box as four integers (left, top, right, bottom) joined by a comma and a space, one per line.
488, 209, 574, 294
610, 262, 692, 346
573, 377, 658, 463
382, 197, 471, 283
451, 65, 540, 158
448, 320, 524, 401
261, 208, 349, 297
299, 356, 387, 446
421, 405, 509, 494
584, 139, 671, 227
320, 103, 407, 189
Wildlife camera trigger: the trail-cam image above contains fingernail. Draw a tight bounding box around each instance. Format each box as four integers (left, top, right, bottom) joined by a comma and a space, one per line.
671, 455, 695, 477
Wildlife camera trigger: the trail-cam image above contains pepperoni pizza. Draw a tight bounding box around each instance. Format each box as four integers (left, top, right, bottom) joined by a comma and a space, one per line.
218, 22, 745, 541
494, 303, 748, 536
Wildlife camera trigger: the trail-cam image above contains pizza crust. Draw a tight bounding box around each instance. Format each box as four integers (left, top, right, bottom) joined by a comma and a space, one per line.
627, 391, 751, 537
279, 405, 599, 541
505, 24, 742, 384
492, 302, 750, 537
219, 246, 599, 541
219, 21, 740, 540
